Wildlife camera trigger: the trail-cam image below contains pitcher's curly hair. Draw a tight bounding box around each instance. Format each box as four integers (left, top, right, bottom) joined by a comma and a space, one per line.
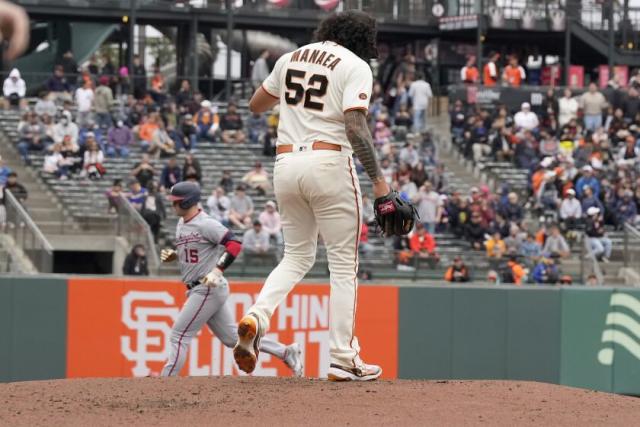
313, 11, 377, 60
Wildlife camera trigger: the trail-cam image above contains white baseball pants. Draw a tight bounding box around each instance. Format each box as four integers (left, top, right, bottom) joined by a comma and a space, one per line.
248, 148, 364, 369
161, 283, 286, 377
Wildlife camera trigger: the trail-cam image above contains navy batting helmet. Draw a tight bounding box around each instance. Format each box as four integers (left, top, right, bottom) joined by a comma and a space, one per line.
168, 181, 201, 209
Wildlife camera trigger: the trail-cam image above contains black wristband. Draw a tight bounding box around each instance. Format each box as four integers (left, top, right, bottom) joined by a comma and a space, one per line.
216, 251, 236, 271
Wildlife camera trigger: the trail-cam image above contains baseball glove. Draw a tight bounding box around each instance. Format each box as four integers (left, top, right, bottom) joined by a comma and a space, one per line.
373, 190, 418, 236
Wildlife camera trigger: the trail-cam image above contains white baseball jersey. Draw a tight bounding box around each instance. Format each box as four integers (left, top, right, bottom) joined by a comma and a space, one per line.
261, 41, 373, 150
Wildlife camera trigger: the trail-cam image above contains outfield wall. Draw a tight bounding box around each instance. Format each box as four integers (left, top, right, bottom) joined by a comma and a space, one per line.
1, 277, 639, 394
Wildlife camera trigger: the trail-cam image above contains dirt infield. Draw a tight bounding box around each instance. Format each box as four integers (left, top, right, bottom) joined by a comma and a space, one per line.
1, 377, 639, 426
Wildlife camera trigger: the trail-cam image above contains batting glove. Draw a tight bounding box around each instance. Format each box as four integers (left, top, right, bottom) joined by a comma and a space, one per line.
201, 268, 227, 288
160, 249, 178, 263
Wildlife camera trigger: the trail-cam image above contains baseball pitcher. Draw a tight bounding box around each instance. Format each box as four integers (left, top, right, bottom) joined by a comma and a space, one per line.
160, 182, 303, 377
233, 11, 416, 381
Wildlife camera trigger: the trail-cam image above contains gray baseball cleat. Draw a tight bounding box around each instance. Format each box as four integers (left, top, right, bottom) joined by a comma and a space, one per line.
284, 342, 304, 377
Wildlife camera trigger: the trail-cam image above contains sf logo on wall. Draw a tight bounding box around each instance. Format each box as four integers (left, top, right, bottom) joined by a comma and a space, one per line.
119, 287, 332, 378
121, 291, 179, 376
597, 293, 640, 365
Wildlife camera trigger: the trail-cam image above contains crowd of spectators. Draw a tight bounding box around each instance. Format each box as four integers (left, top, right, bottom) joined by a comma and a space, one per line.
2, 54, 285, 254
448, 72, 640, 283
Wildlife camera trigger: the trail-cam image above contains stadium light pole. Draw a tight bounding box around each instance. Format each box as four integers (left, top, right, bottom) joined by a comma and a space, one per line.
608, 0, 614, 76
191, 13, 199, 93
225, 0, 233, 101
476, 0, 484, 73
128, 0, 137, 95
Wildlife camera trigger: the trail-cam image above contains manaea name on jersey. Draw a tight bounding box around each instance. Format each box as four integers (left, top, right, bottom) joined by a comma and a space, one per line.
290, 48, 342, 71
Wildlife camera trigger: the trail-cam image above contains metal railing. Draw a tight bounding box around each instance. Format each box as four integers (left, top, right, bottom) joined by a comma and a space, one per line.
623, 223, 640, 272
116, 194, 160, 273
580, 233, 604, 286
3, 190, 54, 273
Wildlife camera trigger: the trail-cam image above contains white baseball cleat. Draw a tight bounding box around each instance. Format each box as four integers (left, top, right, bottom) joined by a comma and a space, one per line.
284, 343, 304, 378
327, 363, 382, 382
234, 314, 261, 374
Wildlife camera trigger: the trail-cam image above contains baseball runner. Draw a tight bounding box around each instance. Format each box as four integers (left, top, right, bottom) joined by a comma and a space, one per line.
160, 182, 303, 377
233, 11, 416, 381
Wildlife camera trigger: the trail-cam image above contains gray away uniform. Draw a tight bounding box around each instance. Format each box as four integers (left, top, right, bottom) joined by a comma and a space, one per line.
161, 210, 288, 376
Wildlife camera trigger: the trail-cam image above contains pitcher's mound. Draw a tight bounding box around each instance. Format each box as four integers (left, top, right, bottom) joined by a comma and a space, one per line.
1, 377, 639, 426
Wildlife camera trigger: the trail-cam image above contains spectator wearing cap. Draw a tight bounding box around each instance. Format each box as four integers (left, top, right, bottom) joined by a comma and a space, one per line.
514, 103, 539, 131
195, 100, 219, 141
444, 256, 470, 283
560, 188, 582, 231
159, 157, 182, 193
580, 185, 604, 215
229, 185, 254, 229
615, 190, 638, 227
585, 207, 612, 262
542, 225, 570, 259
106, 120, 133, 158
580, 82, 608, 132
94, 76, 114, 130
123, 244, 149, 276
177, 114, 198, 152
532, 256, 560, 285
259, 201, 283, 246
2, 172, 28, 206
575, 165, 601, 199
243, 220, 271, 256
220, 102, 246, 144
242, 161, 271, 195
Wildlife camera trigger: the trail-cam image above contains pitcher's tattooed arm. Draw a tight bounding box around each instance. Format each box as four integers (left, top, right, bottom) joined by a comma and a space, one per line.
344, 109, 384, 184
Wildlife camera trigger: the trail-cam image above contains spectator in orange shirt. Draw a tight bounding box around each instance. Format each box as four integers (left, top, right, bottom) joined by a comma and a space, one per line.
149, 66, 166, 104
137, 113, 159, 152
483, 51, 500, 86
409, 223, 439, 265
460, 55, 479, 84
502, 55, 526, 87
444, 256, 470, 282
505, 256, 526, 285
